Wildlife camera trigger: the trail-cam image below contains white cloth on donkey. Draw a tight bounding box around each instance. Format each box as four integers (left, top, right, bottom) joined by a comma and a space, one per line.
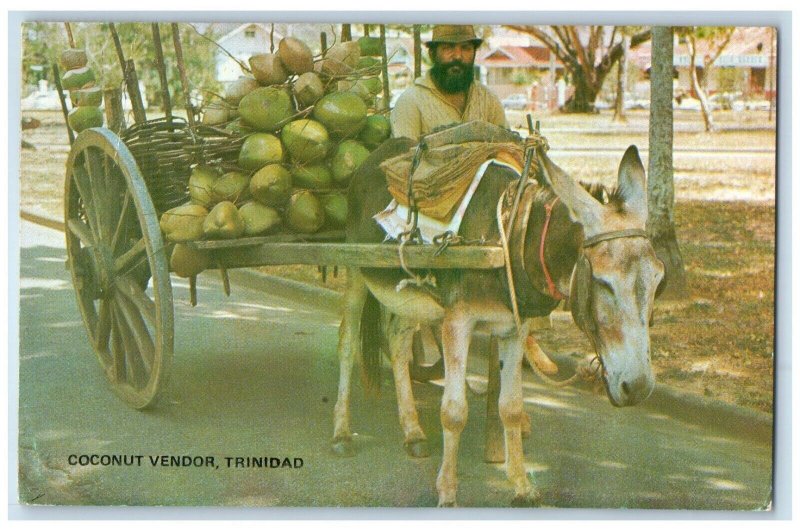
373, 158, 520, 243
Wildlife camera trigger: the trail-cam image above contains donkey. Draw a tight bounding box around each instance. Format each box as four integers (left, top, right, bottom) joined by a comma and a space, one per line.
332, 138, 664, 506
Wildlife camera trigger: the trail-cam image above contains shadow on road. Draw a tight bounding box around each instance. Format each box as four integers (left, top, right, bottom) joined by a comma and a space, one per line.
17, 236, 772, 510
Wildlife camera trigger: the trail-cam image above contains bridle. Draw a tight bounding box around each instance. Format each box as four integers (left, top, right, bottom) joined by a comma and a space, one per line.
503, 180, 651, 325
582, 228, 649, 248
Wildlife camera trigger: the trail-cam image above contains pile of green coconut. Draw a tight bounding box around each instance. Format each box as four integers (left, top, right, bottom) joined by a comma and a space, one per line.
60, 48, 105, 132
159, 35, 391, 277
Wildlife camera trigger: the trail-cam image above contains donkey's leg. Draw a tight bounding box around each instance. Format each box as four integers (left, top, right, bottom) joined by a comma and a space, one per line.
436, 309, 474, 507
387, 315, 430, 458
332, 267, 369, 457
497, 329, 541, 506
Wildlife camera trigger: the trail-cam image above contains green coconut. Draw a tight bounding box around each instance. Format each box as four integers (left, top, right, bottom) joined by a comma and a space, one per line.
312, 91, 368, 137
211, 171, 250, 204
67, 106, 103, 132
225, 118, 253, 136
337, 79, 371, 104
202, 98, 233, 125
71, 86, 103, 107
291, 163, 333, 190
239, 201, 282, 236
61, 66, 96, 91
357, 36, 382, 57
286, 190, 325, 233
160, 203, 209, 243
188, 165, 221, 207
170, 243, 210, 278
249, 53, 288, 86
238, 133, 283, 171
278, 37, 314, 75
238, 86, 293, 132
330, 140, 370, 184
281, 119, 330, 163
360, 77, 383, 96
60, 48, 88, 71
320, 192, 348, 228
225, 76, 260, 106
319, 41, 361, 77
359, 114, 391, 149
203, 201, 245, 239
293, 72, 325, 108
249, 164, 292, 207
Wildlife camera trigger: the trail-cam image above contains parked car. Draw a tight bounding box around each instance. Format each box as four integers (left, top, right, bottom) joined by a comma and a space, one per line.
501, 93, 530, 110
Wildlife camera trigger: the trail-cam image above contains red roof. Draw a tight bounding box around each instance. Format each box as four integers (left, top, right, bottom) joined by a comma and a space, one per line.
476, 46, 552, 68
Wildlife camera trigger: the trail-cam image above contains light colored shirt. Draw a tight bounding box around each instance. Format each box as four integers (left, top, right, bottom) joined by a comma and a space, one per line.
390, 73, 507, 140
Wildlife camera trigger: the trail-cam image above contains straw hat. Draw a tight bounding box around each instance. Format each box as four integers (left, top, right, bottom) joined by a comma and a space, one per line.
426, 25, 483, 47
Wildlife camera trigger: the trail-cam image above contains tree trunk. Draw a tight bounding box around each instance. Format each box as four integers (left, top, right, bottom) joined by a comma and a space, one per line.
647, 26, 689, 299
612, 34, 629, 123
686, 34, 715, 132
564, 66, 598, 113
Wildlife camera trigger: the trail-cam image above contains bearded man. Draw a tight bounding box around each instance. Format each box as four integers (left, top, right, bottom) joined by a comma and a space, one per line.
390, 25, 507, 139
390, 25, 558, 375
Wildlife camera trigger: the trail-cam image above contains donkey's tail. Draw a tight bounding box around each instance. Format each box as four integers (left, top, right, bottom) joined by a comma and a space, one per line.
359, 291, 383, 395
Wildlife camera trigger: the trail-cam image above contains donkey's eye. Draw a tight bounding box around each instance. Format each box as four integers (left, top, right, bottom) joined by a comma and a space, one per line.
594, 277, 615, 295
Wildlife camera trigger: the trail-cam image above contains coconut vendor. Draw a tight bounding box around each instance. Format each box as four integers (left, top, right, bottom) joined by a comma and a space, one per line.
390, 24, 507, 139
390, 24, 558, 375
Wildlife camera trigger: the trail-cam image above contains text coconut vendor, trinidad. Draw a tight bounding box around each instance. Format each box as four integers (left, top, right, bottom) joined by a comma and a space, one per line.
390, 24, 558, 374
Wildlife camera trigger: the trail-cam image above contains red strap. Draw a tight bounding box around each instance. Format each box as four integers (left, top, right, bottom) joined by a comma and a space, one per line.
540, 197, 566, 301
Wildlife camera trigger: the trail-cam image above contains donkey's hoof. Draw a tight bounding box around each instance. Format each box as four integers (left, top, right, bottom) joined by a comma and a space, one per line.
437, 500, 457, 508
511, 491, 542, 508
404, 439, 430, 458
331, 438, 355, 458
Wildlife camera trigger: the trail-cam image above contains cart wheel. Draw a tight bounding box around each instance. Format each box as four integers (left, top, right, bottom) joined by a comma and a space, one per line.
64, 127, 174, 409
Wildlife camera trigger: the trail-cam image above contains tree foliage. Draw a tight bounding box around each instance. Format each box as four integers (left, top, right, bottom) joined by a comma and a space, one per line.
21, 22, 222, 109
504, 25, 651, 113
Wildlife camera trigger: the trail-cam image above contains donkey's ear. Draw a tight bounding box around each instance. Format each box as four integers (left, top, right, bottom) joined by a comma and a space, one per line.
617, 145, 647, 222
537, 148, 602, 229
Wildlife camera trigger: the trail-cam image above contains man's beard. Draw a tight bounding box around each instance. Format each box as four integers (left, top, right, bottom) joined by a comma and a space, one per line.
430, 59, 474, 94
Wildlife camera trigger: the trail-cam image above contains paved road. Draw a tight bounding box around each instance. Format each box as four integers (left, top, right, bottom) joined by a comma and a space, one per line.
16, 221, 772, 510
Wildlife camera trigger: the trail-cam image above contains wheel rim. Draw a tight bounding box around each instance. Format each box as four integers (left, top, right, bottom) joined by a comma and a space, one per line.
64, 127, 174, 409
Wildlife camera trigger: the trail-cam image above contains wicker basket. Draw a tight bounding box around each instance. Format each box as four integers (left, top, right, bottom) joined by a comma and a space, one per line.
120, 117, 245, 214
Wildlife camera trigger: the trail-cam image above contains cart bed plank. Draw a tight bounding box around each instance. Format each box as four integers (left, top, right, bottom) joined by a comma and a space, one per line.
194, 242, 505, 269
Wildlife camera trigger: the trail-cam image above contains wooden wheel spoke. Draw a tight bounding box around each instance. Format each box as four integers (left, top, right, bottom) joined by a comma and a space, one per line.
86, 148, 114, 241
109, 306, 126, 383
85, 148, 106, 197
111, 191, 132, 253
113, 299, 148, 388
95, 298, 112, 354
115, 276, 157, 326
71, 164, 102, 240
67, 218, 96, 247
115, 293, 155, 371
114, 237, 147, 277
105, 155, 128, 218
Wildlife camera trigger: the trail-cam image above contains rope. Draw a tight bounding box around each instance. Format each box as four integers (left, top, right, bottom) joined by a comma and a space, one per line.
395, 229, 437, 293
497, 187, 522, 334
523, 129, 550, 153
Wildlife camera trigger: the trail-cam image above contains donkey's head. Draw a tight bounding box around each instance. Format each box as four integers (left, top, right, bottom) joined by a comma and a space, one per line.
538, 146, 664, 407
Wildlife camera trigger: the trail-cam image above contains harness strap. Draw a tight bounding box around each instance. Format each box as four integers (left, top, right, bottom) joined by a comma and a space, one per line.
539, 197, 566, 301
583, 228, 648, 248
497, 187, 523, 333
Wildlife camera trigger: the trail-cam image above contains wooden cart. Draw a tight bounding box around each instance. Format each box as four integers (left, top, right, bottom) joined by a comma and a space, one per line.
64, 124, 506, 409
